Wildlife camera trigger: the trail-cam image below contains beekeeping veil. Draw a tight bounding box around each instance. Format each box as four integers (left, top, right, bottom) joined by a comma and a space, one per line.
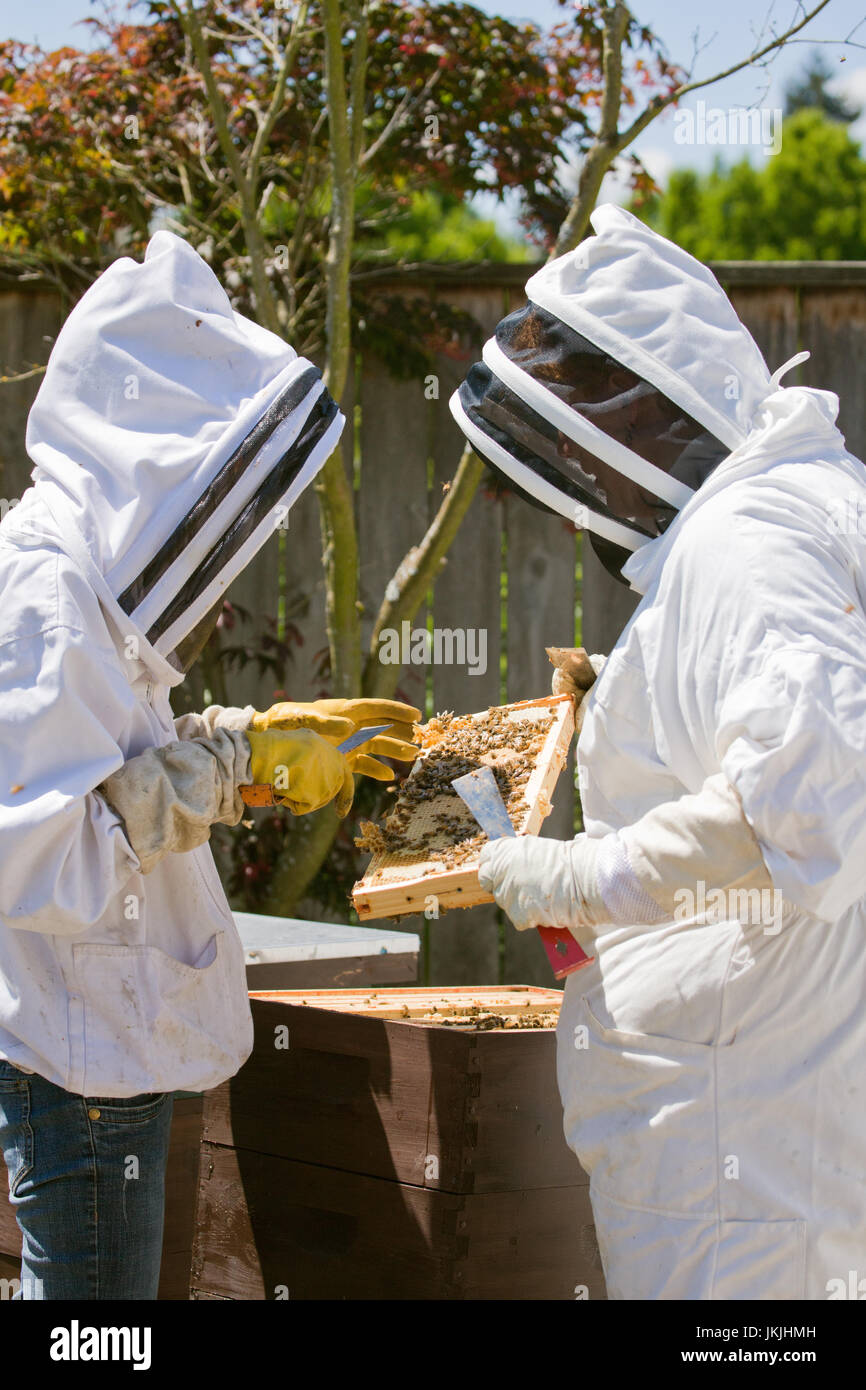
21, 231, 344, 683
449, 204, 801, 585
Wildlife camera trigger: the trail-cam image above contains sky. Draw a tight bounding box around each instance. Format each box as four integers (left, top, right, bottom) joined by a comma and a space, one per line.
488, 0, 866, 187
3, 0, 865, 224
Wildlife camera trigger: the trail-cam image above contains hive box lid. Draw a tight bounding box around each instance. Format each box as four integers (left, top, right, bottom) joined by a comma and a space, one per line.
234, 913, 421, 966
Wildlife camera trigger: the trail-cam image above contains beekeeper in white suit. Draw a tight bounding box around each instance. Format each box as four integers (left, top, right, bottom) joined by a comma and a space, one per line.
0, 231, 418, 1299
450, 203, 866, 1300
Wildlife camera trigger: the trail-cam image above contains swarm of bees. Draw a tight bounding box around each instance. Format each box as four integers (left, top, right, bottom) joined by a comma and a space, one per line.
355, 705, 555, 874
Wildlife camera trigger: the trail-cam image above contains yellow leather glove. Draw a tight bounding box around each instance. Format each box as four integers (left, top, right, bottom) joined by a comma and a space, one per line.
249, 698, 421, 783
245, 729, 355, 817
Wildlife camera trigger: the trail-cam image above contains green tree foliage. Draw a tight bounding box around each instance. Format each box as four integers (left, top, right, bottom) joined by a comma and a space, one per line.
375, 189, 528, 263
0, 0, 677, 301
641, 109, 866, 259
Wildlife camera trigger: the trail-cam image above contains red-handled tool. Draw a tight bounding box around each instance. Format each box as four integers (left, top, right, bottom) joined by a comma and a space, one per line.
451, 765, 592, 980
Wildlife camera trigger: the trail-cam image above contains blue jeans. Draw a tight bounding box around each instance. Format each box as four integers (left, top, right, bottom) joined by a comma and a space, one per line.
0, 1059, 174, 1299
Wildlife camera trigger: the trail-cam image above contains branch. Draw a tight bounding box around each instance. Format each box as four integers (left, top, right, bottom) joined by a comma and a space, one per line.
318, 0, 362, 698
177, 158, 194, 208
256, 178, 276, 220
10, 243, 94, 292
349, 0, 369, 166
554, 0, 836, 255
553, 0, 629, 258
171, 0, 248, 200
619, 0, 834, 152
288, 150, 325, 268
362, 446, 484, 698
248, 0, 310, 186
0, 362, 47, 384
321, 0, 354, 399
172, 0, 282, 334
213, 0, 278, 60
359, 66, 441, 169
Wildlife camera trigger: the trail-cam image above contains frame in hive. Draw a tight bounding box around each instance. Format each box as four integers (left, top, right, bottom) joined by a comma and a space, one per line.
352, 694, 574, 921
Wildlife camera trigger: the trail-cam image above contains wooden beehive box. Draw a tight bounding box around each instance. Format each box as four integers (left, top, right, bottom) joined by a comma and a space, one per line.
352, 695, 574, 921
191, 987, 606, 1301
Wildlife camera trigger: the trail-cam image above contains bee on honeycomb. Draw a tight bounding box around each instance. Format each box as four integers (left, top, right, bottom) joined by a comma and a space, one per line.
355, 706, 555, 870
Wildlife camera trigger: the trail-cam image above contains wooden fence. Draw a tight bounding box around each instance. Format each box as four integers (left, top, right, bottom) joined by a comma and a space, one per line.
2, 262, 865, 984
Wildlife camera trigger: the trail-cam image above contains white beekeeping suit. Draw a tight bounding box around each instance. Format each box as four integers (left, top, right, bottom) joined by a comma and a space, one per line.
451, 203, 866, 1299
0, 231, 344, 1096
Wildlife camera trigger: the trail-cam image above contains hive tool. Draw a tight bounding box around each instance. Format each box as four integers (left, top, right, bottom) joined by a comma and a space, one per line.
451, 764, 592, 980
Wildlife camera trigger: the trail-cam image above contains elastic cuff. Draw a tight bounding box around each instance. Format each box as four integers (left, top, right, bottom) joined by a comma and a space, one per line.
595, 833, 669, 925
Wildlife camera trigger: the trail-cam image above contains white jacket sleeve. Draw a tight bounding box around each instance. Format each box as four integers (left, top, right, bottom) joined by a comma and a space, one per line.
0, 626, 255, 931
620, 772, 772, 916
0, 626, 147, 934
715, 646, 866, 923
689, 510, 866, 925
173, 704, 254, 739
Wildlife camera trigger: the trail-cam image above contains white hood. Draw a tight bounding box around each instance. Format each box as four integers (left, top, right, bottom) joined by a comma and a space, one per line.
20, 230, 343, 683
525, 204, 860, 591
526, 203, 776, 454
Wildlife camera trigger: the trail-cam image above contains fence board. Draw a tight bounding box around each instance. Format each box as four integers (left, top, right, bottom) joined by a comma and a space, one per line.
358, 356, 430, 714
278, 486, 329, 701
0, 290, 62, 505
355, 356, 430, 942
275, 362, 355, 706
726, 284, 800, 384
219, 527, 284, 710
799, 287, 866, 463
504, 495, 577, 986
427, 287, 507, 985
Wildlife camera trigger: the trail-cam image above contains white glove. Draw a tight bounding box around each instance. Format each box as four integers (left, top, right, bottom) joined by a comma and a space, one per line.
479, 832, 668, 936
478, 834, 608, 953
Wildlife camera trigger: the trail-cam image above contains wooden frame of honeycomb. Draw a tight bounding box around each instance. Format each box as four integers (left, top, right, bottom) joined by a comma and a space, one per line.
249, 986, 564, 1030
352, 694, 574, 921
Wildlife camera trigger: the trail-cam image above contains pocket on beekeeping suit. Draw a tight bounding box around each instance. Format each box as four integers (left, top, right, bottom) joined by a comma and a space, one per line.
564, 983, 724, 1216
72, 930, 237, 1094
